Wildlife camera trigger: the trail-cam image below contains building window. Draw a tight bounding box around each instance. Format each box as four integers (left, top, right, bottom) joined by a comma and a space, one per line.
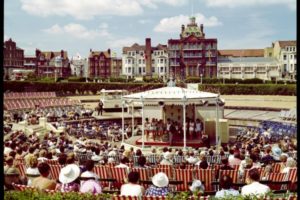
283, 55, 287, 60
152, 59, 155, 64
269, 53, 272, 57
139, 59, 141, 64
160, 59, 164, 64
152, 67, 155, 73
284, 64, 287, 72
160, 67, 164, 73
143, 67, 145, 73
290, 55, 293, 59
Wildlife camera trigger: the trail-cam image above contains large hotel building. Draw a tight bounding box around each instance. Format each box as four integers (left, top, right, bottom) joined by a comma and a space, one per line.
168, 17, 218, 79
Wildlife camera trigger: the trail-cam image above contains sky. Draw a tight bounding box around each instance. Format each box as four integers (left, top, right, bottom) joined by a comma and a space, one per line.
4, 0, 296, 58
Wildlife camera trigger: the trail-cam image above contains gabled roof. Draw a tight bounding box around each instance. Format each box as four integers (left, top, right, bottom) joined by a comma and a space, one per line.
278, 40, 296, 48
123, 43, 146, 52
89, 51, 110, 58
41, 51, 68, 59
218, 49, 264, 57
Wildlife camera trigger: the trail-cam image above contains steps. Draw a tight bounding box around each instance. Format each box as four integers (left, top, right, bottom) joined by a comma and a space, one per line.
25, 125, 48, 138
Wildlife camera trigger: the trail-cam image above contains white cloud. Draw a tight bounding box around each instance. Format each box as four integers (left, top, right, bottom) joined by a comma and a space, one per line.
43, 23, 110, 39
107, 37, 142, 49
203, 0, 296, 11
21, 0, 143, 20
20, 0, 189, 20
154, 13, 222, 33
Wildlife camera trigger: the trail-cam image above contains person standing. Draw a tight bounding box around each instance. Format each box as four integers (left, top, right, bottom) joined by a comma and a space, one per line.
98, 100, 103, 116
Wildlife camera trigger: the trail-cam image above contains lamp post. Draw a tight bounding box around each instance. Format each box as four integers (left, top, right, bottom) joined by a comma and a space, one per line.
141, 96, 145, 149
200, 74, 203, 84
223, 71, 225, 84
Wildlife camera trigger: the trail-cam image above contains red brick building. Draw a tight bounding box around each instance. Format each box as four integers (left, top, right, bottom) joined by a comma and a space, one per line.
168, 17, 218, 79
35, 49, 71, 78
88, 49, 111, 78
3, 38, 24, 79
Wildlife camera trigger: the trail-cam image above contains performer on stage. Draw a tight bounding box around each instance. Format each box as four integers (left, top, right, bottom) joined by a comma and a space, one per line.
195, 118, 203, 137
144, 118, 150, 141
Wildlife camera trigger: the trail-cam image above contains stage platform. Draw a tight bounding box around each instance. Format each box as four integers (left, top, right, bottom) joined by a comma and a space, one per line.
134, 133, 206, 148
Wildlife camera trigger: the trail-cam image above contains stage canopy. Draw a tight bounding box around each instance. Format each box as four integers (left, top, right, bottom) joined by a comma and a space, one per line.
120, 84, 223, 150
122, 86, 220, 105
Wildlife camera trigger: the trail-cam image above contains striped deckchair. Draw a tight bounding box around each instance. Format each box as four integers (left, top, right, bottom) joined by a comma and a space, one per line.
287, 168, 297, 191
45, 160, 59, 165
267, 172, 288, 190
243, 167, 264, 183
174, 169, 193, 191
111, 195, 139, 200
194, 169, 216, 191
219, 170, 239, 183
17, 164, 26, 178
93, 165, 110, 187
131, 168, 151, 181
152, 167, 173, 180
173, 155, 185, 164
49, 165, 62, 180
272, 162, 283, 173
110, 167, 128, 189
12, 183, 36, 191
189, 195, 211, 200
143, 196, 166, 200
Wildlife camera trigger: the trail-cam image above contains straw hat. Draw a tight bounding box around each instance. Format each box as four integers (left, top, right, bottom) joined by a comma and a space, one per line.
6, 167, 20, 175
59, 164, 81, 184
152, 172, 169, 187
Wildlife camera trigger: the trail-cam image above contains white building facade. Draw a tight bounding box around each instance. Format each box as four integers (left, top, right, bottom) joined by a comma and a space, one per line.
70, 53, 88, 77
122, 40, 168, 79
265, 41, 296, 81
218, 57, 281, 81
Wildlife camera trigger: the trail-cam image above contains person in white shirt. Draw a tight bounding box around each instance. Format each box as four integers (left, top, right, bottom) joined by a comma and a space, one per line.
115, 157, 130, 173
215, 175, 239, 199
282, 157, 296, 174
160, 152, 173, 165
241, 168, 270, 197
185, 152, 199, 165
81, 160, 99, 180
120, 171, 144, 197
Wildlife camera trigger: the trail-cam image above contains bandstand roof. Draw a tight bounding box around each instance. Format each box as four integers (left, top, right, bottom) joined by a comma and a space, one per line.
123, 86, 219, 105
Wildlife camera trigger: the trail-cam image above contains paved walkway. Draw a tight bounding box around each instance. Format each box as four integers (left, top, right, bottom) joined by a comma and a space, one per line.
67, 95, 296, 110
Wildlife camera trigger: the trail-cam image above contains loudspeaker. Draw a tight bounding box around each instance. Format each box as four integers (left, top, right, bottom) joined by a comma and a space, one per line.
204, 118, 229, 145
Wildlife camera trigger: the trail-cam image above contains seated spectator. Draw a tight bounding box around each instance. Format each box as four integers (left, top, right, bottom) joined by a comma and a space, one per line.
220, 157, 233, 170
80, 169, 102, 194
186, 152, 199, 165
37, 149, 48, 162
31, 162, 56, 190
135, 156, 148, 168
115, 157, 130, 172
160, 152, 173, 165
199, 159, 209, 169
241, 168, 270, 197
91, 148, 102, 163
215, 175, 239, 198
81, 160, 99, 180
189, 180, 205, 194
58, 154, 67, 165
282, 157, 296, 173
4, 157, 24, 190
145, 172, 170, 196
120, 171, 144, 197
56, 164, 81, 192
229, 151, 242, 167
25, 155, 40, 186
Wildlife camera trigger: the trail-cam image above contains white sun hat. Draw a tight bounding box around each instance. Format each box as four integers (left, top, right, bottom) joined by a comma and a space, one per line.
152, 172, 169, 187
59, 164, 81, 184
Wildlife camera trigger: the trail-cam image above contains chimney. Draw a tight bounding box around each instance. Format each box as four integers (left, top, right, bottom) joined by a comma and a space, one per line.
61, 50, 64, 58
200, 24, 204, 33
35, 49, 41, 57
107, 48, 111, 56
145, 38, 152, 76
181, 25, 185, 33
90, 48, 92, 52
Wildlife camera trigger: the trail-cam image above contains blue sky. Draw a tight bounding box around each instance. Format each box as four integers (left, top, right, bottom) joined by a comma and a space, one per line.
4, 0, 296, 58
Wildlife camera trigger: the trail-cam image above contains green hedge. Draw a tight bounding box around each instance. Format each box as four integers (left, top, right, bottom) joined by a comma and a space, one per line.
4, 190, 296, 200
3, 81, 164, 95
186, 77, 296, 84
198, 84, 296, 96
3, 81, 296, 96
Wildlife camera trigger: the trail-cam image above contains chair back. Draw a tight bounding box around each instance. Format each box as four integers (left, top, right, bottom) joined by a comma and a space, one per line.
152, 167, 173, 180
194, 169, 216, 192
174, 169, 193, 191
110, 167, 128, 189
49, 164, 63, 180
12, 183, 36, 191
111, 195, 139, 200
